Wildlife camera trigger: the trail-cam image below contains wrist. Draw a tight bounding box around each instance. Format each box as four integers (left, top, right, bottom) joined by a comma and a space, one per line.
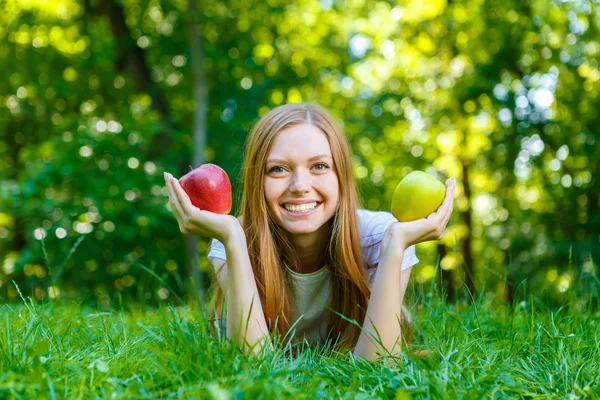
382, 226, 410, 252
223, 222, 247, 249
224, 228, 251, 269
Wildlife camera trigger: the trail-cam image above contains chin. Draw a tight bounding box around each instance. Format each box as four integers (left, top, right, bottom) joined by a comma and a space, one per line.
281, 223, 323, 235
275, 217, 318, 231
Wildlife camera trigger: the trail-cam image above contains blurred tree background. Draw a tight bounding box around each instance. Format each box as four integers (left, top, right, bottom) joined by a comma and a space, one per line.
1, 0, 599, 308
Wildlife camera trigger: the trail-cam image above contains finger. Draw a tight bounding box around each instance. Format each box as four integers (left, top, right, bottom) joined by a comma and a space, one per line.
165, 174, 186, 219
167, 187, 190, 234
431, 179, 454, 225
163, 173, 176, 208
169, 197, 184, 222
442, 179, 455, 208
163, 173, 179, 208
168, 173, 197, 215
443, 178, 454, 206
430, 180, 454, 222
163, 172, 172, 200
444, 179, 455, 203
441, 180, 456, 222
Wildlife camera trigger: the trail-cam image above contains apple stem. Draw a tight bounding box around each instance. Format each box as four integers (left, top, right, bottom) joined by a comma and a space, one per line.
188, 165, 193, 171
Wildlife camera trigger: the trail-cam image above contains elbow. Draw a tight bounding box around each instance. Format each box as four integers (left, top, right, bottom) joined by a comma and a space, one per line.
353, 333, 406, 361
352, 339, 387, 362
353, 344, 394, 362
352, 348, 379, 362
226, 327, 273, 355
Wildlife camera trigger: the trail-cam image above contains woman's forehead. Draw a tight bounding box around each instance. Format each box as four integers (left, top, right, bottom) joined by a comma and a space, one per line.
269, 124, 332, 158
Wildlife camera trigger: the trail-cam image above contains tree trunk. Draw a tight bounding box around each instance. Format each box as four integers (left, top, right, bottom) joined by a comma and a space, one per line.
460, 160, 476, 299
98, 0, 178, 160
185, 0, 209, 303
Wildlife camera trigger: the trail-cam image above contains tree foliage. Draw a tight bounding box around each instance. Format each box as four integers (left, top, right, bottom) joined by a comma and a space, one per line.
1, 0, 598, 306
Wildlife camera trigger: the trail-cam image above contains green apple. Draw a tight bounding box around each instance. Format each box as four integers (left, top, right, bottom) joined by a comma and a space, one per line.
391, 171, 446, 222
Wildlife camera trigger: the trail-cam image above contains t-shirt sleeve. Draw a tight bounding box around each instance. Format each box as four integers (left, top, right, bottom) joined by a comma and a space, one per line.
357, 209, 419, 272
207, 238, 227, 270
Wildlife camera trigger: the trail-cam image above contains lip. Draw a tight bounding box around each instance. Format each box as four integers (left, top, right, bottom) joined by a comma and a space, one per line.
281, 202, 321, 218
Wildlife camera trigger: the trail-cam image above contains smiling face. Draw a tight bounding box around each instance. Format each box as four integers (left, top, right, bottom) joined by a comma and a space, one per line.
264, 124, 340, 239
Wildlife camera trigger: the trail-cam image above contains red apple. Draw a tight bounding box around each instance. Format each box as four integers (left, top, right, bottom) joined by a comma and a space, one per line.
179, 163, 232, 214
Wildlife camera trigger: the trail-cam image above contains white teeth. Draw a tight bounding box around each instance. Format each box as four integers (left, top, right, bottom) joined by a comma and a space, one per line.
284, 202, 317, 212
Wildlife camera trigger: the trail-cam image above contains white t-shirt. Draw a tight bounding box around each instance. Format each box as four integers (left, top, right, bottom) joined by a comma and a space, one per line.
207, 209, 419, 345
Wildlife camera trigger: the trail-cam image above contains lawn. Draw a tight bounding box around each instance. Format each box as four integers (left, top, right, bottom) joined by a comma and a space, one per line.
1, 290, 599, 399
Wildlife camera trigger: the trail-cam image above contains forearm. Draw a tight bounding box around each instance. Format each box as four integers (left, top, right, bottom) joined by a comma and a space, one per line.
225, 236, 272, 354
354, 248, 406, 361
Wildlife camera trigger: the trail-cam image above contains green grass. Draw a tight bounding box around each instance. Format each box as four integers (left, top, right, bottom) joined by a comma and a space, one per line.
1, 289, 599, 399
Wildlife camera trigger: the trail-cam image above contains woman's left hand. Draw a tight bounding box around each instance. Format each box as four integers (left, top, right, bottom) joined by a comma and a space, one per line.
382, 178, 456, 255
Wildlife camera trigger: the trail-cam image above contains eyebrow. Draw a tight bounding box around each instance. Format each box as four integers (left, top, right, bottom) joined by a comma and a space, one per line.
266, 154, 332, 164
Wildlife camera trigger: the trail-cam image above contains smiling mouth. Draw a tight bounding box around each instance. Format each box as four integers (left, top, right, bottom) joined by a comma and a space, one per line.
281, 202, 321, 214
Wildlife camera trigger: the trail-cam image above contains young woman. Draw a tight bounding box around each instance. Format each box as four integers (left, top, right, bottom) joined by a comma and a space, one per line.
164, 103, 455, 361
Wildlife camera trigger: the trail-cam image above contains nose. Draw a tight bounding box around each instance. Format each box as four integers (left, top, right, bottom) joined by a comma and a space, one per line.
289, 169, 311, 194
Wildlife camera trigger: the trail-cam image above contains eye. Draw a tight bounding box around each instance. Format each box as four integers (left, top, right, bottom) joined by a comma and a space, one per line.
267, 163, 330, 174
268, 166, 285, 174
313, 163, 330, 171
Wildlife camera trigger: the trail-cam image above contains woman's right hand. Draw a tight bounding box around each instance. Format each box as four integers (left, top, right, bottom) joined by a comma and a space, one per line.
164, 172, 241, 244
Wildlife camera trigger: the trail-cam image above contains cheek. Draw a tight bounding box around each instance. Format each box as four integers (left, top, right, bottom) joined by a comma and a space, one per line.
323, 176, 340, 200
263, 180, 283, 205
